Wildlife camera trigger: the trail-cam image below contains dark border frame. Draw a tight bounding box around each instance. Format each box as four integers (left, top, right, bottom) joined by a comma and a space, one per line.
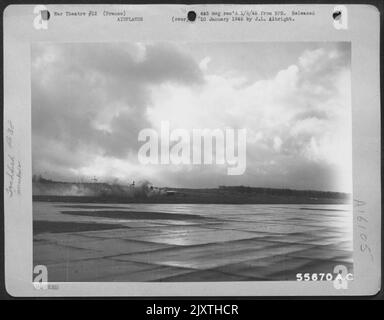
0, 0, 382, 302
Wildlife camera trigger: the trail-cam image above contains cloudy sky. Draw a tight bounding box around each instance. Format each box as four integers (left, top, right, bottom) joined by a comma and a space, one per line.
32, 42, 351, 192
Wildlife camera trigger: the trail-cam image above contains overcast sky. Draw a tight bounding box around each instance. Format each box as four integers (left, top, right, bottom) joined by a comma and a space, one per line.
32, 42, 351, 192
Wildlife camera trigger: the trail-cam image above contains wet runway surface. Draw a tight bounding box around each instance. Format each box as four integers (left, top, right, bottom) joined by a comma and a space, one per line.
33, 202, 353, 282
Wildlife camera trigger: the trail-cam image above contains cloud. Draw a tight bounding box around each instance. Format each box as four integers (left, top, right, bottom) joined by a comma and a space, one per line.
32, 42, 351, 192
32, 42, 204, 180
273, 137, 283, 152
199, 56, 211, 71
145, 43, 351, 191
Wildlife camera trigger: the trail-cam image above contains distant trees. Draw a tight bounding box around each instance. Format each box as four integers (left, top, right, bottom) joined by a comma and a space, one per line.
218, 185, 349, 199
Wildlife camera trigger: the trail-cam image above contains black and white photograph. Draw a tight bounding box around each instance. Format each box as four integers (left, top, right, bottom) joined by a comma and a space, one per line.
31, 41, 353, 282
3, 4, 381, 297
